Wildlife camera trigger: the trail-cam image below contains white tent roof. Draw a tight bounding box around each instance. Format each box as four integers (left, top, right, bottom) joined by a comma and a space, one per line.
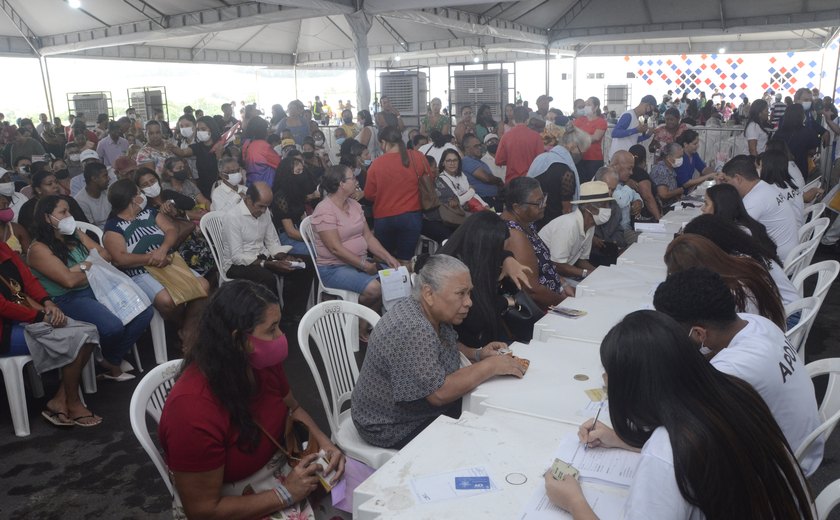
0, 0, 837, 67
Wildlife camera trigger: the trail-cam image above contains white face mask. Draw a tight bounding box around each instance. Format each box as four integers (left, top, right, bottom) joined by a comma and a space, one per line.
672, 157, 684, 167
224, 171, 242, 186
142, 182, 161, 198
591, 207, 611, 225
179, 127, 194, 139
68, 154, 81, 162
314, 139, 324, 147
51, 214, 76, 235
801, 101, 812, 111
584, 105, 594, 116
196, 130, 211, 142
689, 328, 713, 356
576, 108, 586, 116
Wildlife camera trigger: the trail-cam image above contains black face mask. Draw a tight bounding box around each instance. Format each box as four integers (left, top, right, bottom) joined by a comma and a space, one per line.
486, 143, 498, 154
173, 170, 189, 181
54, 168, 70, 180
302, 151, 315, 159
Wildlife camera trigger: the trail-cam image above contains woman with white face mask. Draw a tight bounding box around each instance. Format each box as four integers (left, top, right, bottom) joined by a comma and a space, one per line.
27, 195, 154, 382
649, 142, 709, 208
573, 96, 608, 183
16, 171, 89, 233
167, 116, 223, 199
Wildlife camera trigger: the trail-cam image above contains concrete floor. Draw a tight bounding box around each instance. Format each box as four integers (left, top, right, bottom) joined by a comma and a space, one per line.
1, 248, 839, 519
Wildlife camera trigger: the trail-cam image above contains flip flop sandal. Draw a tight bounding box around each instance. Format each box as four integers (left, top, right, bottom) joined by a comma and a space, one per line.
71, 413, 103, 428
41, 409, 73, 427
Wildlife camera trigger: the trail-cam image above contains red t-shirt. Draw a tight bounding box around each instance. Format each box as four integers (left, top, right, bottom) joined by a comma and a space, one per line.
495, 125, 544, 183
363, 149, 425, 218
573, 116, 608, 161
159, 363, 290, 483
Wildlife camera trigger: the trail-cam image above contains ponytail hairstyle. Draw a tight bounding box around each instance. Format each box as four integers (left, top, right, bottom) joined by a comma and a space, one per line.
379, 125, 409, 167
759, 149, 798, 190
664, 234, 786, 329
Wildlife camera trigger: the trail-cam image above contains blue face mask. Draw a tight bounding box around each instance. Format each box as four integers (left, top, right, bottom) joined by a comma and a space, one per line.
336, 137, 346, 146
363, 159, 372, 167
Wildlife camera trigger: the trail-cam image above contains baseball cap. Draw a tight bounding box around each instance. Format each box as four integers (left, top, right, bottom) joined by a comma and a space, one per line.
641, 95, 658, 107
281, 138, 296, 149
483, 133, 499, 144
79, 149, 99, 163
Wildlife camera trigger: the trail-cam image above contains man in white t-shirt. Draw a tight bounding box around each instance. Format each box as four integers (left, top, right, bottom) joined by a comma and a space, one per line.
73, 162, 112, 229
481, 133, 506, 182
654, 268, 823, 476
538, 181, 613, 281
720, 156, 799, 262
210, 157, 247, 212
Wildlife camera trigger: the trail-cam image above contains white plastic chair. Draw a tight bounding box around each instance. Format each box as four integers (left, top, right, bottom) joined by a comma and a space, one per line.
803, 202, 825, 223
297, 301, 396, 469
817, 478, 840, 519
795, 357, 840, 469
784, 239, 820, 280
784, 296, 821, 355
797, 216, 829, 245
129, 359, 182, 498
199, 211, 232, 285
77, 221, 167, 372
791, 260, 840, 303
0, 355, 45, 436
299, 216, 359, 305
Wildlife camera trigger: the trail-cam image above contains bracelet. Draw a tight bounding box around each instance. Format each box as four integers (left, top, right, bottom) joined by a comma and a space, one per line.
474, 347, 483, 363
273, 484, 292, 508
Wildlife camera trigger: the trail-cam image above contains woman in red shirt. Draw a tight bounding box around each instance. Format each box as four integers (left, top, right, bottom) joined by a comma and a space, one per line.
159, 280, 346, 518
363, 126, 427, 264
573, 96, 609, 182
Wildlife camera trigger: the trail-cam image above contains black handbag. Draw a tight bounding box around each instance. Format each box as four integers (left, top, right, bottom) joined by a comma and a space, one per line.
501, 289, 545, 342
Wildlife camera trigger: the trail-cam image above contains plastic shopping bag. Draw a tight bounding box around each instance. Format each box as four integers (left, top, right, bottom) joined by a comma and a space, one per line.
85, 249, 152, 325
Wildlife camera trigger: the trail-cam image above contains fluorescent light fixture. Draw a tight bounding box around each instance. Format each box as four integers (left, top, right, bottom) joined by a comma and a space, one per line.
68, 0, 81, 8
394, 55, 401, 61
718, 47, 726, 53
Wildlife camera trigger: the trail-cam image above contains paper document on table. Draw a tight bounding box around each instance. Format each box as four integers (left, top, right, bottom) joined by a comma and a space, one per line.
519, 483, 627, 519
577, 398, 610, 420
634, 222, 668, 233
554, 433, 639, 487
410, 466, 499, 504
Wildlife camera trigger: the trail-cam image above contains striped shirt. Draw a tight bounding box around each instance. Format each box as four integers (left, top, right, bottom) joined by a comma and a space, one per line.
104, 208, 165, 277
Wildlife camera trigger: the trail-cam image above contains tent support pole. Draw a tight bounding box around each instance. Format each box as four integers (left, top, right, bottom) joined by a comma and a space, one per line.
39, 56, 55, 121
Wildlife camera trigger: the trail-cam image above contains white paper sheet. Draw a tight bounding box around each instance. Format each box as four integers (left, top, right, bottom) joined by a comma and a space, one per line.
553, 433, 639, 487
410, 466, 498, 504
379, 266, 410, 302
634, 222, 669, 233
518, 482, 628, 519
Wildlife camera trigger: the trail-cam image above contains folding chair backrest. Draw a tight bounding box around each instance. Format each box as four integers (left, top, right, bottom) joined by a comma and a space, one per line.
798, 217, 830, 244
784, 296, 821, 355
792, 260, 840, 302
200, 211, 231, 284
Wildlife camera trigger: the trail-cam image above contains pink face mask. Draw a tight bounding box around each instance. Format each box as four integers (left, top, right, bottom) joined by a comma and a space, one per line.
247, 334, 288, 369
0, 208, 14, 223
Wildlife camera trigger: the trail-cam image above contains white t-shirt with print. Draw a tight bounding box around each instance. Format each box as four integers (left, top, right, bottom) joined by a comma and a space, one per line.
712, 313, 823, 476
742, 180, 800, 262
623, 426, 705, 520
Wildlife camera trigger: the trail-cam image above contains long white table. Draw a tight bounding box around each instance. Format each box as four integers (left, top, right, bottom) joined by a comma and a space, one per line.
616, 239, 670, 269
353, 409, 587, 519
534, 294, 653, 344
575, 264, 665, 299
464, 340, 606, 425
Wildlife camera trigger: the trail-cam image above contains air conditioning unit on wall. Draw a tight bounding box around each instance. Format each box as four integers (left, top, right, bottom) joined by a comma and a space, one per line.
451, 69, 509, 119
70, 92, 111, 127
380, 71, 428, 128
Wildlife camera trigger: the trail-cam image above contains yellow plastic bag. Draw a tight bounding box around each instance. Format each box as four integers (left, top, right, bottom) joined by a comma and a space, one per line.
144, 252, 207, 306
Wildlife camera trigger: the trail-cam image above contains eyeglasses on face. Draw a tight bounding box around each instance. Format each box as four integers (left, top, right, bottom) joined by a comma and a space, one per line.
521, 195, 548, 208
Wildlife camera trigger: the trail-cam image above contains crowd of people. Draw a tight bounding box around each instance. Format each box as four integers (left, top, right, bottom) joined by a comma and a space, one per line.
0, 85, 838, 518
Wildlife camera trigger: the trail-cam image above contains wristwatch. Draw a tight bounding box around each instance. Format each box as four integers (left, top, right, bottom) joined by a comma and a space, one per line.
581, 269, 588, 278
80, 263, 88, 273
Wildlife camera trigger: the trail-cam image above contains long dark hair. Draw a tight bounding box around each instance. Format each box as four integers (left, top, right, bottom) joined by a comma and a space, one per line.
476, 104, 496, 129
664, 234, 786, 329
379, 126, 409, 167
30, 195, 84, 264
438, 149, 461, 175
196, 115, 221, 143
705, 183, 778, 258
602, 310, 814, 519
684, 214, 782, 267
759, 149, 798, 190
243, 116, 269, 141
744, 99, 770, 136
779, 104, 805, 131
183, 280, 278, 452
439, 212, 508, 340
273, 156, 316, 221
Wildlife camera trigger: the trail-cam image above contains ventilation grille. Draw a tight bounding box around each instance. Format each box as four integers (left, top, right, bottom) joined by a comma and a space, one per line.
452, 70, 509, 119
380, 72, 428, 116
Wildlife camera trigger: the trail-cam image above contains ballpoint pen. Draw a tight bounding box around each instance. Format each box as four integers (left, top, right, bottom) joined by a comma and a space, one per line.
585, 400, 605, 451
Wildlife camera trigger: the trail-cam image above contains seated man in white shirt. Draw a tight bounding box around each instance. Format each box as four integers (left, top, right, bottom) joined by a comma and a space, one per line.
481, 133, 506, 183
224, 182, 313, 322
653, 267, 823, 476
210, 156, 246, 212
73, 161, 112, 228
720, 155, 799, 262
538, 180, 614, 282
70, 149, 117, 196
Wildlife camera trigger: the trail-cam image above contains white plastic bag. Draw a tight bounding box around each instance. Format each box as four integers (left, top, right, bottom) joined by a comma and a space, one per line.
85, 249, 152, 325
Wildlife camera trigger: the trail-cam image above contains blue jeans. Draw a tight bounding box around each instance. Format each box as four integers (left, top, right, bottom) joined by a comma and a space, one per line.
278, 231, 311, 257
374, 211, 422, 261
52, 287, 155, 366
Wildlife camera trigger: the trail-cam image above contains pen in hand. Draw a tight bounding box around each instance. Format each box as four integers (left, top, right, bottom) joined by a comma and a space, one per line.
585, 401, 605, 451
